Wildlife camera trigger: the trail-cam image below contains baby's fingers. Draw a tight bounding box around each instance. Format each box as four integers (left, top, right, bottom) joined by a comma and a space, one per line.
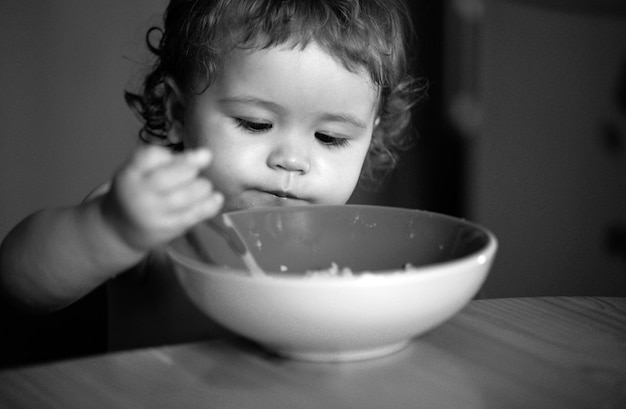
177, 190, 225, 228
159, 183, 224, 231
128, 145, 177, 173
144, 148, 212, 192
164, 178, 216, 210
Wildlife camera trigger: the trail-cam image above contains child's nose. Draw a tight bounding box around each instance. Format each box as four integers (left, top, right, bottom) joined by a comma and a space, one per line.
267, 138, 311, 174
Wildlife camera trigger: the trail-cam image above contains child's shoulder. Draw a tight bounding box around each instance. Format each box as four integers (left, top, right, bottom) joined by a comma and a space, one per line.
83, 183, 111, 202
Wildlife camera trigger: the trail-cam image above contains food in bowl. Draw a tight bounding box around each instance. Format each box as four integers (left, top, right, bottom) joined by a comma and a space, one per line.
167, 205, 497, 362
303, 262, 417, 278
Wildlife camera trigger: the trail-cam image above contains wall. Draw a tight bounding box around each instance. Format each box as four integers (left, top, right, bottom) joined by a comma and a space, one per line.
0, 0, 168, 242
445, 0, 626, 297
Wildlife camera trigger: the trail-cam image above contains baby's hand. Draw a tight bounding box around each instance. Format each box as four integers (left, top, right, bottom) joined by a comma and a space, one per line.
101, 145, 224, 253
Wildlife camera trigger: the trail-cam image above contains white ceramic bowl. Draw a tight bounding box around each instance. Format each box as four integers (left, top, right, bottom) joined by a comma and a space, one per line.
167, 205, 497, 362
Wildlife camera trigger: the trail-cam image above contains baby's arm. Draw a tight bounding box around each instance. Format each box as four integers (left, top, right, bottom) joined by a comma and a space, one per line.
0, 146, 223, 312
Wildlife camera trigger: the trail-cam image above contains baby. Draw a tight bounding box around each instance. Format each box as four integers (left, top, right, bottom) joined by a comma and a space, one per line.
0, 0, 424, 348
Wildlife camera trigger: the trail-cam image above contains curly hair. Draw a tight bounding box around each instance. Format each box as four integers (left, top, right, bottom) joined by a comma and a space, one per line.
125, 0, 426, 186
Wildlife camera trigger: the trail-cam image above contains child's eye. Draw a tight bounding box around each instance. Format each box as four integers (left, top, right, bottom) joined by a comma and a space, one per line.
315, 132, 350, 148
234, 118, 273, 133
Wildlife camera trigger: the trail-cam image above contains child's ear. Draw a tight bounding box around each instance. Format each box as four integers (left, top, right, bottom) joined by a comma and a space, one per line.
164, 77, 186, 146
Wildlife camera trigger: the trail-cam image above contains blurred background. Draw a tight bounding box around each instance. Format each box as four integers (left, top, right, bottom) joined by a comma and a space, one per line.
1, 0, 625, 365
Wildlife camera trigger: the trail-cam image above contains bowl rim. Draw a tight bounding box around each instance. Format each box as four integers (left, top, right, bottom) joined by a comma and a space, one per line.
167, 205, 498, 286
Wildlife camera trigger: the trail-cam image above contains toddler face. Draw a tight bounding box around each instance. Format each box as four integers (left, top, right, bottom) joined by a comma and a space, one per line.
178, 42, 379, 212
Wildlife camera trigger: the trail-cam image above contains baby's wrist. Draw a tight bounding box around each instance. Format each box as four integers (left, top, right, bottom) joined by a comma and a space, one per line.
88, 195, 150, 264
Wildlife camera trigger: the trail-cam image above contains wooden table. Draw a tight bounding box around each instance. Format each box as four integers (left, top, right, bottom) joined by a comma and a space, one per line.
1, 297, 624, 408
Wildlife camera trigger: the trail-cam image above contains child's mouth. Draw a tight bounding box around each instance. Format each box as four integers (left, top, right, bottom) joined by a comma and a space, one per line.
268, 191, 310, 206
267, 190, 298, 200
256, 189, 309, 207
227, 190, 310, 212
